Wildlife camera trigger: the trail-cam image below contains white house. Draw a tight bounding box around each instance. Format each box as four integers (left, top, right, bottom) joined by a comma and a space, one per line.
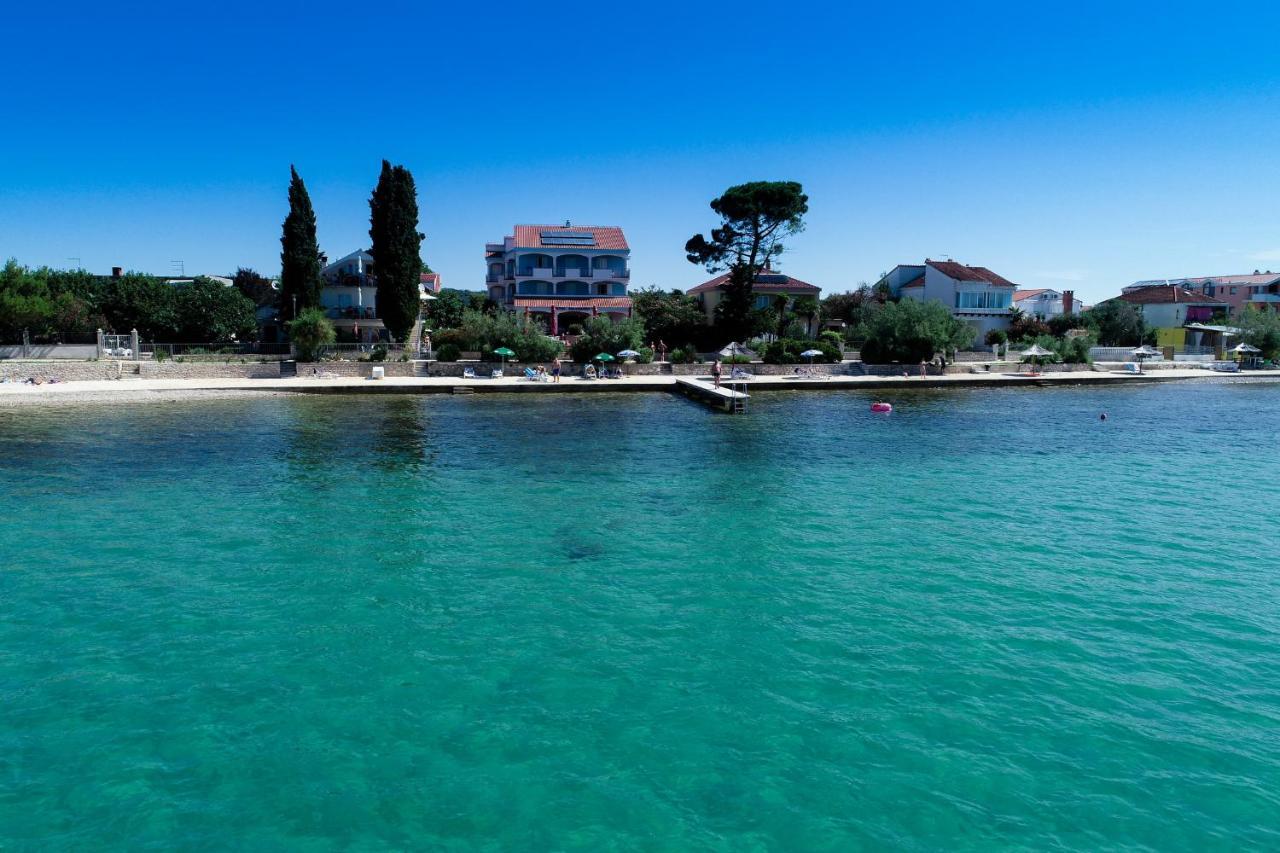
1013, 288, 1079, 321
484, 223, 631, 335
320, 249, 439, 343
876, 259, 1017, 344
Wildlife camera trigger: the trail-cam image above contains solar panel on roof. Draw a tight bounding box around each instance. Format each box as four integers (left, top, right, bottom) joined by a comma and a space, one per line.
757, 274, 788, 284
540, 230, 596, 245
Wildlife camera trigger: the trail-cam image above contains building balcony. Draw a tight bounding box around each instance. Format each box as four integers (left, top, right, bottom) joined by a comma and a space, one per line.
515, 268, 630, 280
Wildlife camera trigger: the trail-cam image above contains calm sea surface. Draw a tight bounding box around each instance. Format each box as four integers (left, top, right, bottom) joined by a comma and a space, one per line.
2, 381, 1279, 850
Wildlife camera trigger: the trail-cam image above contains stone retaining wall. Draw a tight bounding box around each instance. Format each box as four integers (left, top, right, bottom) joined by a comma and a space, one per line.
0, 361, 282, 381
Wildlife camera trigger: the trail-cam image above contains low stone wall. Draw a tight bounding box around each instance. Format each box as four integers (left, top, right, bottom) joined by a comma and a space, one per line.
296, 361, 417, 378
0, 361, 283, 381
138, 362, 282, 379
0, 361, 137, 381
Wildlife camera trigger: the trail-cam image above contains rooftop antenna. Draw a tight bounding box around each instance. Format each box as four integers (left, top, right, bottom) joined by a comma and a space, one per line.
170, 259, 185, 277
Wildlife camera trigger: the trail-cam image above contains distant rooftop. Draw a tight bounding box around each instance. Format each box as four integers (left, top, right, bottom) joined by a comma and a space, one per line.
507, 224, 628, 251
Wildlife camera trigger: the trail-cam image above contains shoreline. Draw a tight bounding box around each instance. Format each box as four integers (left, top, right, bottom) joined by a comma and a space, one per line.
0, 368, 1272, 408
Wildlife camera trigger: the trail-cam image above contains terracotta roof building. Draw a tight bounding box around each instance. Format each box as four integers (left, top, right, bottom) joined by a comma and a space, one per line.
875, 260, 1023, 347
1124, 272, 1280, 315
1105, 286, 1227, 329
484, 223, 632, 334
687, 264, 821, 329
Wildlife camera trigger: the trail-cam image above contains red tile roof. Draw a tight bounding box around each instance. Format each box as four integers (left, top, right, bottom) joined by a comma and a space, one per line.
687, 271, 820, 294
901, 274, 925, 288
511, 225, 628, 251
420, 272, 440, 292
513, 297, 633, 309
1014, 288, 1050, 301
1115, 286, 1226, 305
926, 260, 1017, 288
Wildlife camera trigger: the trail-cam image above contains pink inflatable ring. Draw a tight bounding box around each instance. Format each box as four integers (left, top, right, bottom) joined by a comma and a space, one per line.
871, 402, 893, 413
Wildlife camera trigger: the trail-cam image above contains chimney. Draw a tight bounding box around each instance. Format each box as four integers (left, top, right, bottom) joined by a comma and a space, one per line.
112, 266, 123, 278
1062, 290, 1074, 315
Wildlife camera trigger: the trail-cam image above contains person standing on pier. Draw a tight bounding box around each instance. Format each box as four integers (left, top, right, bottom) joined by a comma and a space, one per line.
712, 359, 723, 389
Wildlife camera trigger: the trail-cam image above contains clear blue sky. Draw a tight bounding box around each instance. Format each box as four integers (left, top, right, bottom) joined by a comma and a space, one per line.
3, 0, 1279, 304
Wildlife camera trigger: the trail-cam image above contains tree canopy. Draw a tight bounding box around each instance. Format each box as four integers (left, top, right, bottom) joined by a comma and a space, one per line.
279, 166, 323, 318
232, 267, 277, 309
629, 287, 705, 348
858, 298, 975, 363
369, 160, 424, 341
0, 260, 258, 343
1235, 305, 1280, 358
1082, 300, 1145, 346
685, 180, 808, 341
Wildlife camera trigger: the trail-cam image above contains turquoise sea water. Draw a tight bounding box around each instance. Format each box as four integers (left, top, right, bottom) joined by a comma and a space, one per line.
2, 381, 1279, 850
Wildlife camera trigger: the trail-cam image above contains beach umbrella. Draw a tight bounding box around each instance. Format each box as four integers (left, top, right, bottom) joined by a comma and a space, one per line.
1230, 343, 1261, 354
719, 342, 753, 359
1020, 343, 1054, 372
493, 346, 515, 371
1130, 345, 1159, 374
595, 352, 616, 361
617, 349, 640, 360
800, 348, 823, 366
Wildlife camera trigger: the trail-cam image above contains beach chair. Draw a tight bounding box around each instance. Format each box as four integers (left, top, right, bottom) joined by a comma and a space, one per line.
1123, 362, 1140, 374
730, 367, 753, 380
583, 365, 597, 380
523, 367, 538, 381
462, 366, 477, 379
490, 368, 504, 379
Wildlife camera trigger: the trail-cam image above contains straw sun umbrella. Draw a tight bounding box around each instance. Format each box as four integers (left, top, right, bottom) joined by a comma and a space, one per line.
1020, 343, 1054, 374
1131, 345, 1159, 374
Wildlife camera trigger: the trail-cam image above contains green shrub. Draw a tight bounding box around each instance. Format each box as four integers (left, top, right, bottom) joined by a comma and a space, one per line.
859, 300, 974, 363
287, 308, 337, 362
818, 330, 843, 349
370, 344, 388, 362
985, 329, 1008, 346
568, 316, 644, 363
435, 343, 460, 362
760, 338, 841, 364
152, 348, 169, 363
636, 346, 654, 364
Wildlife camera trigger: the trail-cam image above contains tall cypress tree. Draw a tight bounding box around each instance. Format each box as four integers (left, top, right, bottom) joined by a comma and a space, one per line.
368, 160, 423, 341
279, 165, 323, 319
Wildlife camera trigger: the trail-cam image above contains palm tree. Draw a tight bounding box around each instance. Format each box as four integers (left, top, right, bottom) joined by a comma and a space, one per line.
792, 295, 820, 337
772, 294, 790, 339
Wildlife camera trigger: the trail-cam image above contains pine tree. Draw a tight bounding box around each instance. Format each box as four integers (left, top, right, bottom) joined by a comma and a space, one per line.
279, 166, 322, 319
368, 160, 424, 342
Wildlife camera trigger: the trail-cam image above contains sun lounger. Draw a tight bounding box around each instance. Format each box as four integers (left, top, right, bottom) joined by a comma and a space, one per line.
462, 367, 477, 379
583, 365, 597, 380
730, 367, 753, 380
490, 369, 504, 379
524, 367, 538, 380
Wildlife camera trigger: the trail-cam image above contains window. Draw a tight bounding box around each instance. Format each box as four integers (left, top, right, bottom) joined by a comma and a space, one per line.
957, 290, 1012, 310
1231, 287, 1238, 295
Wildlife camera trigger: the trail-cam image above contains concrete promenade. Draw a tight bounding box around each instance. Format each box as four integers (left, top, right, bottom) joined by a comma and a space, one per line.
0, 367, 1263, 407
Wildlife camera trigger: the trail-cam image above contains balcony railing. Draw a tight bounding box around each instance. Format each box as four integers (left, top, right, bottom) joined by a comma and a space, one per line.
515, 269, 631, 280
325, 307, 378, 320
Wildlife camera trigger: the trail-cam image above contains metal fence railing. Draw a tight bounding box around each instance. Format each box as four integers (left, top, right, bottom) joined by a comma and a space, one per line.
142, 342, 294, 358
